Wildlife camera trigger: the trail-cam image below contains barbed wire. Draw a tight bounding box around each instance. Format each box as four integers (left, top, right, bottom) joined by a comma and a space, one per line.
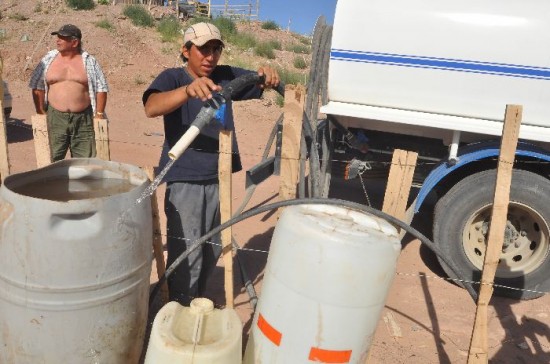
155, 231, 550, 297
7, 118, 549, 168
6, 118, 550, 297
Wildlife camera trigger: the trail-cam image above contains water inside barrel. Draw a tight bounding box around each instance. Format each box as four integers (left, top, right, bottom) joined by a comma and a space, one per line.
12, 177, 136, 201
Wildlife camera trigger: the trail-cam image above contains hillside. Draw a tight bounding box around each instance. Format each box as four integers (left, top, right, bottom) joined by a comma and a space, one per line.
0, 0, 310, 91
0, 0, 309, 175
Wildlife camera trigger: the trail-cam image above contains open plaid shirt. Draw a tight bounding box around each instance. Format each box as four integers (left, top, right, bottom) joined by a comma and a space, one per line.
28, 50, 109, 113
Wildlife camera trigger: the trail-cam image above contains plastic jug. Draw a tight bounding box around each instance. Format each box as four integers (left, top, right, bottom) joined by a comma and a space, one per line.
144, 298, 242, 363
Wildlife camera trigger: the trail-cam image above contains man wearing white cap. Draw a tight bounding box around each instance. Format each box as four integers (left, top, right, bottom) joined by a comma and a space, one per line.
143, 22, 280, 305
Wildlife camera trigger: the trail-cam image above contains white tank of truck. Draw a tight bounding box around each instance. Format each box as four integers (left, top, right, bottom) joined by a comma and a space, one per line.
317, 0, 550, 300
322, 0, 550, 142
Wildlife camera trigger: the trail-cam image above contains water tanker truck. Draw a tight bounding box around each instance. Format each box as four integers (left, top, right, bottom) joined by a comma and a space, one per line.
314, 0, 550, 299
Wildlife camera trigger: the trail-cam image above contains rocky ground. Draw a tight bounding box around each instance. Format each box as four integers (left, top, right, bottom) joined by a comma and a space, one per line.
1, 1, 549, 363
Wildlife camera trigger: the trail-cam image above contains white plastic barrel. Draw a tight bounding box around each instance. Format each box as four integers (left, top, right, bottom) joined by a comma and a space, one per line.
243, 204, 401, 363
144, 298, 242, 363
0, 158, 152, 363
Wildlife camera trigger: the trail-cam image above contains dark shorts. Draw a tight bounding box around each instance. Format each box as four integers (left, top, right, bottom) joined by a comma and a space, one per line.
47, 105, 96, 161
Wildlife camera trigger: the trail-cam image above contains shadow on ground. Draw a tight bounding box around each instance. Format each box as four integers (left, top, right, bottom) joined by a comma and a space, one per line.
6, 118, 34, 144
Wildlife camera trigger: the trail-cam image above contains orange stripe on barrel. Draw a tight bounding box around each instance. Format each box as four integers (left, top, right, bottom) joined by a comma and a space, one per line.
257, 313, 282, 346
308, 347, 352, 363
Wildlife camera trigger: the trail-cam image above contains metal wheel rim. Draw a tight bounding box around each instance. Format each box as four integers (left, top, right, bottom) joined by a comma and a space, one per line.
462, 202, 550, 278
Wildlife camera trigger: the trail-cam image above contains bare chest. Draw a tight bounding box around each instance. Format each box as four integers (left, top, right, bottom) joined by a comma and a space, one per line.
46, 56, 88, 86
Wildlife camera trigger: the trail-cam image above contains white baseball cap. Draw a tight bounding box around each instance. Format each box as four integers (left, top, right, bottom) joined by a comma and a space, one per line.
183, 22, 225, 47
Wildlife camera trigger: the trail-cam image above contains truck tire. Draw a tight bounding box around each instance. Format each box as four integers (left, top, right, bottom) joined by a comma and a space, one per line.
433, 169, 550, 299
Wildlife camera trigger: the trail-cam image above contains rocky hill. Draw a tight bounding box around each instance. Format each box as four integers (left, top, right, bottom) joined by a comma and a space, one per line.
0, 0, 311, 92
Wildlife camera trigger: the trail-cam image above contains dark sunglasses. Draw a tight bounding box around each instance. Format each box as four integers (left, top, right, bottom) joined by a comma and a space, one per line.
196, 44, 223, 55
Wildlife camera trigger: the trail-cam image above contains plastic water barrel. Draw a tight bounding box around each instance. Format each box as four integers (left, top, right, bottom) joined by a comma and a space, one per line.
0, 158, 152, 363
243, 204, 401, 363
144, 298, 242, 363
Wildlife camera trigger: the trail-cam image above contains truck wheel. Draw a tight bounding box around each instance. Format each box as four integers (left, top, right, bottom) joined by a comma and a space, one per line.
433, 169, 550, 299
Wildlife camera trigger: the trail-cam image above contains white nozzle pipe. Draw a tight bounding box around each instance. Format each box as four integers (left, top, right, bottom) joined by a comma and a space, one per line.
448, 130, 461, 165
168, 125, 201, 160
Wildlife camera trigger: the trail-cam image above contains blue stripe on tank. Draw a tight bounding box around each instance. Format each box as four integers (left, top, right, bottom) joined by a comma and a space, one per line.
330, 49, 550, 80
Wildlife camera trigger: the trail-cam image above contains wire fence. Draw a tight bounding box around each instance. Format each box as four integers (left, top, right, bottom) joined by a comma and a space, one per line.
8, 118, 548, 170
3, 116, 550, 361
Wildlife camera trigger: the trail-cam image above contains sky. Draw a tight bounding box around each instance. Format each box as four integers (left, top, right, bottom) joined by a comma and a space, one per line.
211, 0, 338, 35
258, 0, 338, 35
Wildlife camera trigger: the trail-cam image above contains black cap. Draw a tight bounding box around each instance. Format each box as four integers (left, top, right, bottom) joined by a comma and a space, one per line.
51, 24, 82, 39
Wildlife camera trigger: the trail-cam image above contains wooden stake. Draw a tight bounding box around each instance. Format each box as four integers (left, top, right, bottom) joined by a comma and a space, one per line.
219, 130, 234, 308
467, 105, 522, 364
382, 149, 418, 222
0, 100, 10, 181
31, 114, 51, 168
365, 149, 417, 363
144, 166, 169, 304
94, 117, 110, 161
279, 84, 305, 202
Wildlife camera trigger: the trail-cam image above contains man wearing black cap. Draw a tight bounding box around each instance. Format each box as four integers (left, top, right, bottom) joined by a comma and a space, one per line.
29, 24, 109, 161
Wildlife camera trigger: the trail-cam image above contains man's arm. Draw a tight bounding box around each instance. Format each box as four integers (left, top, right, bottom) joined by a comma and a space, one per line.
144, 86, 190, 118
144, 77, 221, 118
95, 92, 107, 119
257, 66, 280, 89
29, 57, 48, 114
31, 89, 46, 114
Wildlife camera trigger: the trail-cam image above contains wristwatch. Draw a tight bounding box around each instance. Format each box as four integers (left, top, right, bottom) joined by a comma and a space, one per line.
96, 112, 104, 117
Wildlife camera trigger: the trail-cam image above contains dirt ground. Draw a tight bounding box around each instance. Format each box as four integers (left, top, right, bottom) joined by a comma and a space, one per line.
1, 2, 549, 363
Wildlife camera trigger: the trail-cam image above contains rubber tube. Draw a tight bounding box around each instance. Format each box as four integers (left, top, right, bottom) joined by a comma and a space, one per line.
150, 198, 479, 304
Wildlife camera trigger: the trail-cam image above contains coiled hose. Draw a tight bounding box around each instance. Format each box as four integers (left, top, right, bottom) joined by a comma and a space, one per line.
150, 198, 478, 305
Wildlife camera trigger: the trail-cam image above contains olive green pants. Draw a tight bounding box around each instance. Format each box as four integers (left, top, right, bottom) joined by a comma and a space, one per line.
47, 106, 96, 162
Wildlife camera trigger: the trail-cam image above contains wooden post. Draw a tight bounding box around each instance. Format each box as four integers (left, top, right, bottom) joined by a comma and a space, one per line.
144, 166, 169, 304
219, 130, 234, 308
94, 117, 110, 161
279, 84, 305, 202
0, 100, 10, 181
31, 114, 51, 168
364, 149, 417, 363
382, 149, 418, 221
467, 105, 522, 364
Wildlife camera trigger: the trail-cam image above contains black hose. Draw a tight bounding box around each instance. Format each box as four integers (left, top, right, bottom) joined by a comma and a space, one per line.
230, 114, 282, 310
150, 198, 478, 305
320, 120, 332, 197
298, 132, 307, 199
220, 73, 285, 101
302, 18, 333, 198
